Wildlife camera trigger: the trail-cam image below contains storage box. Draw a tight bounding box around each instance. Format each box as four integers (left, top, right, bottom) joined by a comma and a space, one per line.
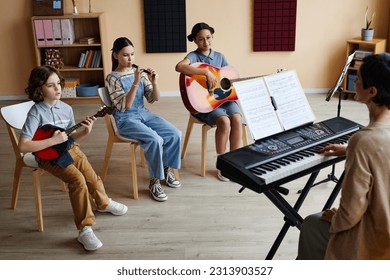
33, 0, 63, 16
76, 83, 99, 97
347, 74, 357, 91
62, 78, 80, 98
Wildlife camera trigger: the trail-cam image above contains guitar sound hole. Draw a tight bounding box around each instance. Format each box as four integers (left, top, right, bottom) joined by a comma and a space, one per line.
220, 78, 231, 91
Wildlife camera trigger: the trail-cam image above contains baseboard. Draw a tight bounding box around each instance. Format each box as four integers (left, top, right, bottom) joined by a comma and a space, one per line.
0, 88, 330, 101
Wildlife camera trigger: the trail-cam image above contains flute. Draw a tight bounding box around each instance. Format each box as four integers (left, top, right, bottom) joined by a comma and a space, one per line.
133, 64, 159, 78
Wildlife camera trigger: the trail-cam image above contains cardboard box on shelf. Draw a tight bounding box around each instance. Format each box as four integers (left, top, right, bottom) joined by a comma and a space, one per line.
62, 78, 80, 98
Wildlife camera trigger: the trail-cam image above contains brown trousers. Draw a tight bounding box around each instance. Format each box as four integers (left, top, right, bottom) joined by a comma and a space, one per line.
39, 144, 109, 230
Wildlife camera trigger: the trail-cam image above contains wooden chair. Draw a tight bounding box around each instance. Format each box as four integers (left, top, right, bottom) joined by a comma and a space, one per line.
1, 101, 67, 232
181, 113, 248, 176
98, 87, 145, 199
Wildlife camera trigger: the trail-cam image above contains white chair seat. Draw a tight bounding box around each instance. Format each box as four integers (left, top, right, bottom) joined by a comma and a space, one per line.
23, 152, 39, 168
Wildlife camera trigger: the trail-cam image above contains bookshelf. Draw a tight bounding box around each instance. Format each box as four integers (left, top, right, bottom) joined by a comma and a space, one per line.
31, 13, 107, 104
342, 38, 387, 97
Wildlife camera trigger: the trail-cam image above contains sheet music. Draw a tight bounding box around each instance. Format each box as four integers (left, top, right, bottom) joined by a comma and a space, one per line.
326, 51, 356, 101
235, 78, 283, 140
264, 70, 315, 130
234, 70, 316, 140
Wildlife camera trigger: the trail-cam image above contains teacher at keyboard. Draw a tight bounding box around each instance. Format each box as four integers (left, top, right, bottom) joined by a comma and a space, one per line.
297, 53, 390, 259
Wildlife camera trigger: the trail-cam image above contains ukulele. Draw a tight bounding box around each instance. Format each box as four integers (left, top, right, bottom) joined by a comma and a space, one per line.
179, 63, 262, 114
32, 106, 114, 161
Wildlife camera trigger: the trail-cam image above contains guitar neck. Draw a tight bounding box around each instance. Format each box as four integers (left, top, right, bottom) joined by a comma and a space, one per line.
65, 112, 99, 135
230, 75, 266, 83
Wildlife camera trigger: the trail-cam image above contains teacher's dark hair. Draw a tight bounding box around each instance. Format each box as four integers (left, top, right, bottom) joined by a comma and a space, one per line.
360, 53, 390, 108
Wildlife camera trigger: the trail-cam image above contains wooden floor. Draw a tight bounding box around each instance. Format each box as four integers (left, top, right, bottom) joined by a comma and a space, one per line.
0, 93, 368, 260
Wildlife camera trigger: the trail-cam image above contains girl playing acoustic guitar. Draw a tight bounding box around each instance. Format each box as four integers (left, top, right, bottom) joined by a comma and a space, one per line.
175, 22, 244, 181
19, 66, 128, 251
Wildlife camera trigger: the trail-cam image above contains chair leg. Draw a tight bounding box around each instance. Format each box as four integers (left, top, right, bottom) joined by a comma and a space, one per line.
130, 143, 139, 200
11, 160, 23, 209
174, 169, 180, 180
139, 147, 146, 167
181, 117, 194, 159
242, 124, 248, 146
201, 124, 212, 177
32, 168, 44, 232
100, 138, 114, 181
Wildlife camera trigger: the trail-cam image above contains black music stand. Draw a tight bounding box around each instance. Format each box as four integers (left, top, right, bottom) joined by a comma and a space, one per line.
310, 52, 355, 188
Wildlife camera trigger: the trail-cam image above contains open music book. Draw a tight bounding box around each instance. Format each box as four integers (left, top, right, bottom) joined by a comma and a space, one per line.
234, 70, 315, 140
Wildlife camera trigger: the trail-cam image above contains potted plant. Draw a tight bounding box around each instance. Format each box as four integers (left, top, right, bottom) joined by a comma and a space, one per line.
361, 6, 375, 41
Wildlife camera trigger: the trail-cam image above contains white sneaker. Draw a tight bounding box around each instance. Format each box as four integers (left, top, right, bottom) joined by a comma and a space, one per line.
77, 226, 103, 251
97, 198, 128, 215
217, 169, 230, 182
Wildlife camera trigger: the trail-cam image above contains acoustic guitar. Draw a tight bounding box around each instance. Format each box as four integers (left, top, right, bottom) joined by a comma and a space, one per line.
179, 63, 262, 114
32, 106, 113, 161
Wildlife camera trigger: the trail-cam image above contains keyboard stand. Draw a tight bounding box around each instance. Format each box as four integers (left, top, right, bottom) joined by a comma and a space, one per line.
263, 170, 344, 260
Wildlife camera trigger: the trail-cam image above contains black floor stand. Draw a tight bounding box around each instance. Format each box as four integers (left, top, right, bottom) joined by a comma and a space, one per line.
308, 86, 345, 188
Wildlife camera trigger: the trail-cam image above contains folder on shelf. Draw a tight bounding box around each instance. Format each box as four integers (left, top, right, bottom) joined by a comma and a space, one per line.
52, 19, 62, 45
34, 19, 46, 46
60, 18, 75, 45
42, 19, 54, 45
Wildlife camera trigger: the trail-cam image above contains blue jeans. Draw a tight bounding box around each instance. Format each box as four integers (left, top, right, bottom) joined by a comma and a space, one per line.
114, 110, 181, 179
193, 101, 242, 126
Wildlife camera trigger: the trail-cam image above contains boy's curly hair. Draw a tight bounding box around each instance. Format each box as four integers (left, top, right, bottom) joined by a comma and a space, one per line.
25, 65, 65, 102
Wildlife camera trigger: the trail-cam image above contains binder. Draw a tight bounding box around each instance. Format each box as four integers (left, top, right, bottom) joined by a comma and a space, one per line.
52, 19, 62, 45
60, 18, 75, 45
42, 19, 54, 45
34, 19, 46, 46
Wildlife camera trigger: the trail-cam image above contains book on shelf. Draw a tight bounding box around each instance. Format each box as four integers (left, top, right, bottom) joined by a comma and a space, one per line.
77, 52, 86, 68
233, 70, 315, 140
94, 50, 102, 67
84, 50, 95, 68
79, 37, 97, 44
91, 50, 100, 68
